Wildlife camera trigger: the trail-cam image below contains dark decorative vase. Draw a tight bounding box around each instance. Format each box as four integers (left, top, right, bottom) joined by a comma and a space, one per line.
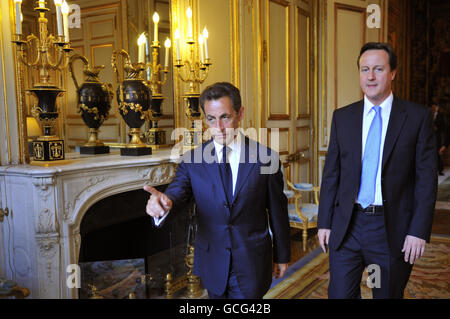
112, 50, 152, 156
29, 85, 65, 161
69, 54, 113, 154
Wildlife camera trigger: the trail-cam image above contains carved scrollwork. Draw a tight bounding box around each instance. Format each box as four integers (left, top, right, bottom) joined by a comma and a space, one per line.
37, 208, 59, 234
36, 235, 60, 287
137, 164, 176, 185
32, 177, 55, 202
63, 176, 110, 222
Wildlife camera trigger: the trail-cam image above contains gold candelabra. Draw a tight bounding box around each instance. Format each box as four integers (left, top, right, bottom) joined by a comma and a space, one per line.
12, 0, 73, 162
138, 13, 172, 147
174, 8, 212, 149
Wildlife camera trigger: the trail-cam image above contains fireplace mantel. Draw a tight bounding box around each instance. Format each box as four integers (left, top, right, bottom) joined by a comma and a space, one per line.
0, 149, 179, 298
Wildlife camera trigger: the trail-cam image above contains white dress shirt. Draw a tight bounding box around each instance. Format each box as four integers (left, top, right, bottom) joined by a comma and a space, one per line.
213, 133, 242, 196
359, 92, 393, 206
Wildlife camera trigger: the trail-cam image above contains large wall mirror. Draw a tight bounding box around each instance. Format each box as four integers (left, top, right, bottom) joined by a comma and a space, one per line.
18, 0, 174, 152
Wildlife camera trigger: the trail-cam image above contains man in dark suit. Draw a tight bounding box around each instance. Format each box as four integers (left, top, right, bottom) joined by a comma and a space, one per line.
144, 82, 290, 299
318, 42, 437, 299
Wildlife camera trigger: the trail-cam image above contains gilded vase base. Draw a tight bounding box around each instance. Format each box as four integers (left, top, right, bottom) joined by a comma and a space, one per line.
79, 145, 110, 155
30, 159, 73, 167
120, 146, 152, 156
32, 139, 65, 161
146, 129, 166, 146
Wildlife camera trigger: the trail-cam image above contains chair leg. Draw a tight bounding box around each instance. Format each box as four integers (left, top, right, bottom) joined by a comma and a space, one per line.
302, 228, 307, 251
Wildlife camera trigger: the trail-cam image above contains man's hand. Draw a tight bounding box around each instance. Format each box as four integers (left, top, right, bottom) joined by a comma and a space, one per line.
439, 146, 446, 154
318, 229, 331, 253
273, 263, 288, 279
402, 235, 426, 264
144, 185, 173, 218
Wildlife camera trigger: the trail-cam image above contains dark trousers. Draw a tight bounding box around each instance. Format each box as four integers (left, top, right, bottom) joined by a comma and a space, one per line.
328, 207, 413, 299
208, 253, 246, 299
437, 150, 444, 173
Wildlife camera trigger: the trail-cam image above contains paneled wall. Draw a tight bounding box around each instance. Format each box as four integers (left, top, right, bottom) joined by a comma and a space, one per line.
319, 0, 387, 184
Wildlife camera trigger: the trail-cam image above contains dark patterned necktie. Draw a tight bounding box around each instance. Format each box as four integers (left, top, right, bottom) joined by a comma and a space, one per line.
220, 146, 233, 204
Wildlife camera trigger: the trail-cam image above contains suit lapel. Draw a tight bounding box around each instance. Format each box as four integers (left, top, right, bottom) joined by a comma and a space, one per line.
351, 101, 364, 181
232, 136, 257, 206
203, 140, 228, 204
382, 97, 407, 171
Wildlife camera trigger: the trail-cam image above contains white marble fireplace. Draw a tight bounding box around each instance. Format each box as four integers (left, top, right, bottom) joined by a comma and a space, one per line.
0, 149, 178, 298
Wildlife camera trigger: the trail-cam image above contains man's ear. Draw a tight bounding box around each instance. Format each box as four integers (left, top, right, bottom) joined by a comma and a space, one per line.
391, 69, 397, 81
238, 106, 245, 121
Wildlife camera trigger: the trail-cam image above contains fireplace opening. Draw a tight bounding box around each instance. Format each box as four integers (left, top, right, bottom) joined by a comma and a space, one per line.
78, 185, 197, 298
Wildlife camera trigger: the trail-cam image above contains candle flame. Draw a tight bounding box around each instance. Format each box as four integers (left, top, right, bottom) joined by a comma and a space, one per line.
14, 0, 22, 3
202, 27, 208, 39
54, 0, 62, 6
61, 1, 69, 14
164, 38, 171, 48
174, 28, 180, 40
137, 32, 147, 46
186, 7, 192, 19
153, 12, 160, 24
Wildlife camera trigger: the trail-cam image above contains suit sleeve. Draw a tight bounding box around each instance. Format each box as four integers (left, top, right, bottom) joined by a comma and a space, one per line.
318, 110, 341, 229
266, 154, 291, 264
153, 158, 193, 228
410, 108, 438, 241
164, 159, 193, 208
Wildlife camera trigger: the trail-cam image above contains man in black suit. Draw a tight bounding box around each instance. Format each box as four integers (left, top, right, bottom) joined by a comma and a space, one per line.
318, 42, 437, 298
144, 82, 290, 299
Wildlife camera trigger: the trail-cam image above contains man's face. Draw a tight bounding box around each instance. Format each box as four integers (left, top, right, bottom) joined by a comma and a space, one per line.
359, 49, 396, 105
204, 96, 244, 145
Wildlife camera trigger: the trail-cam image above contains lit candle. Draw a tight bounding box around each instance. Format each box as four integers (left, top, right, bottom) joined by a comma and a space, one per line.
14, 0, 22, 35
152, 12, 159, 43
186, 7, 193, 39
203, 27, 209, 59
174, 28, 181, 61
198, 35, 204, 63
61, 0, 70, 42
164, 38, 171, 68
54, 0, 63, 37
137, 33, 147, 63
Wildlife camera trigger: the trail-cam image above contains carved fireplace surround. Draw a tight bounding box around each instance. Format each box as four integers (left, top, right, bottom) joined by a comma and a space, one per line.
0, 149, 178, 298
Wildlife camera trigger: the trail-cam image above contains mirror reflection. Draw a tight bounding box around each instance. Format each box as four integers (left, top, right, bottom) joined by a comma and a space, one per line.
19, 0, 174, 152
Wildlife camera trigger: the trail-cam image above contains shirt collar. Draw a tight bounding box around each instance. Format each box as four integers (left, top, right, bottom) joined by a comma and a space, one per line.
213, 131, 242, 155
363, 92, 393, 116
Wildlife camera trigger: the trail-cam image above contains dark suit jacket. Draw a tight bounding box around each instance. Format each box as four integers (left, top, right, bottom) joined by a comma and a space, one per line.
164, 136, 290, 298
318, 97, 437, 257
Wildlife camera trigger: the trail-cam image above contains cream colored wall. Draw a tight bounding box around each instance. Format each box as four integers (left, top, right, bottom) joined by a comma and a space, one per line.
0, 0, 20, 165
198, 0, 233, 88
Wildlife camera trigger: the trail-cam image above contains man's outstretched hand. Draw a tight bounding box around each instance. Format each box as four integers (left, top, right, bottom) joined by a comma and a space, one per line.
144, 185, 173, 219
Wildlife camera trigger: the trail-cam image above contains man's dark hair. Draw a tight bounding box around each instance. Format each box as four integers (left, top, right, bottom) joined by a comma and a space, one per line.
199, 82, 242, 113
357, 42, 398, 71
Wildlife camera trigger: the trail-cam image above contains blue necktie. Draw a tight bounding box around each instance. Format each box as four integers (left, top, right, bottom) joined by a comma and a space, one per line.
357, 106, 382, 208
220, 146, 233, 204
